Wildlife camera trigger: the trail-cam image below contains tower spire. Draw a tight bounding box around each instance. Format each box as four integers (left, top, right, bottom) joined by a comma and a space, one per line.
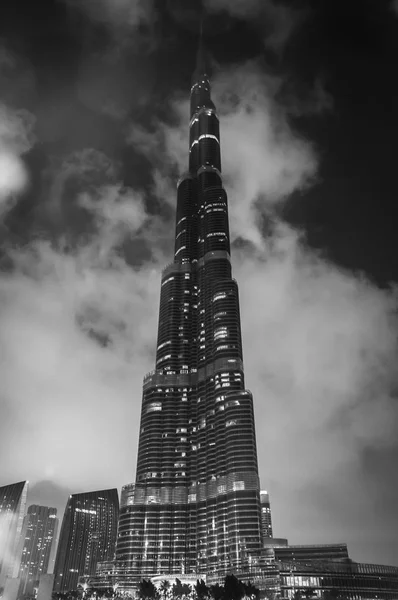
194, 12, 207, 79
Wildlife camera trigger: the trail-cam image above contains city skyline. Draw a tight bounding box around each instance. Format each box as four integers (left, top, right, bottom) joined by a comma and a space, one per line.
0, 0, 398, 570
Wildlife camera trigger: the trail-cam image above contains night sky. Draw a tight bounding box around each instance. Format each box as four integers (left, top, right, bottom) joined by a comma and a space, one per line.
0, 0, 398, 568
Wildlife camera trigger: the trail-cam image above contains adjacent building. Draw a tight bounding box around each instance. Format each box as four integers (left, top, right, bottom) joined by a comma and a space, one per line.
114, 34, 271, 589
260, 491, 273, 542
273, 543, 350, 563
0, 480, 28, 588
53, 489, 119, 593
278, 559, 398, 599
255, 540, 398, 599
18, 505, 58, 596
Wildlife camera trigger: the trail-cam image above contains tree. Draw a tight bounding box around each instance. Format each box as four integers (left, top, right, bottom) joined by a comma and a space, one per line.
195, 580, 209, 600
242, 582, 260, 600
181, 584, 192, 598
172, 579, 191, 600
209, 584, 224, 600
224, 575, 245, 600
159, 580, 171, 600
138, 579, 159, 600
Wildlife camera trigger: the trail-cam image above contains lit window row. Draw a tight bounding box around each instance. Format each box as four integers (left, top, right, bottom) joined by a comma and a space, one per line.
198, 134, 219, 143
146, 402, 162, 413
213, 292, 227, 302
157, 340, 171, 351
157, 354, 171, 364
206, 202, 225, 208
190, 134, 219, 149
161, 276, 175, 286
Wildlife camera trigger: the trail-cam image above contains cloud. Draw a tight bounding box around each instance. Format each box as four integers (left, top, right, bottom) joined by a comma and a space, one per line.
0, 175, 162, 492
262, 2, 308, 54
76, 48, 156, 120
63, 0, 156, 33
203, 0, 308, 54
391, 0, 398, 17
1, 55, 397, 568
0, 104, 35, 213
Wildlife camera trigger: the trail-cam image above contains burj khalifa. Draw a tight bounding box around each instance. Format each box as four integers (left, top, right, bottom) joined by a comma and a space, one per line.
114, 32, 271, 588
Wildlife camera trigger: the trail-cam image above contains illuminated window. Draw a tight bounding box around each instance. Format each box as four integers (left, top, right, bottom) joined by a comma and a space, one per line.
157, 354, 171, 364
232, 481, 245, 491
161, 276, 175, 286
198, 134, 219, 143
213, 292, 227, 302
157, 340, 171, 351
214, 328, 228, 340
146, 402, 162, 413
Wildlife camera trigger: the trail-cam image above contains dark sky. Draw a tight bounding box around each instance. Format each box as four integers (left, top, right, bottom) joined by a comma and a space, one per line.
0, 0, 397, 569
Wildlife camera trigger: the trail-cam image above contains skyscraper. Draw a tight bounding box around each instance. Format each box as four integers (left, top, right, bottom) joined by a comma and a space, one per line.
115, 36, 270, 587
53, 489, 119, 593
0, 480, 28, 588
18, 505, 58, 596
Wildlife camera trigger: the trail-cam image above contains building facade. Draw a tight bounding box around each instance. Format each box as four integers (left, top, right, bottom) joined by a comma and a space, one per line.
18, 505, 58, 597
273, 544, 349, 563
53, 489, 119, 593
114, 38, 270, 588
0, 480, 28, 588
278, 560, 398, 599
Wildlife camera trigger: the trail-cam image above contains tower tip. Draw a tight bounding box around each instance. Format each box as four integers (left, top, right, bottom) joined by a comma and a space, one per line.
194, 12, 207, 79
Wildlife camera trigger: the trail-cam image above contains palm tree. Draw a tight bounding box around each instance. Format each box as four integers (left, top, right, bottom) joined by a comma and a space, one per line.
181, 583, 192, 599
172, 579, 184, 600
209, 583, 224, 600
137, 579, 159, 600
194, 580, 209, 600
159, 580, 171, 600
224, 575, 245, 600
